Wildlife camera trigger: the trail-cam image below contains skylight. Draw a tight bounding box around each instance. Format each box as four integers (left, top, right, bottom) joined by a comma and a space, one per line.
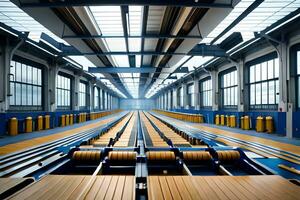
0, 0, 68, 44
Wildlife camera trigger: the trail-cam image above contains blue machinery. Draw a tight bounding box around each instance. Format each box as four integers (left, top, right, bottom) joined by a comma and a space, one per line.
0, 111, 298, 199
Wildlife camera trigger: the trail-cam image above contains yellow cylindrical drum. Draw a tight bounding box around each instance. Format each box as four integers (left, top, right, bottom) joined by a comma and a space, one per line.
256, 116, 264, 132
230, 115, 236, 128
69, 114, 73, 125
226, 115, 230, 127
240, 117, 244, 129
78, 113, 82, 123
25, 117, 33, 133
61, 115, 65, 127
199, 115, 204, 123
266, 116, 274, 133
9, 117, 18, 136
37, 116, 43, 131
244, 116, 250, 130
66, 114, 70, 126
220, 115, 225, 126
215, 115, 220, 125
44, 115, 50, 130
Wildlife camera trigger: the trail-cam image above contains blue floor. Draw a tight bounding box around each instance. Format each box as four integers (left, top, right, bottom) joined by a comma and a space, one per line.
0, 111, 127, 147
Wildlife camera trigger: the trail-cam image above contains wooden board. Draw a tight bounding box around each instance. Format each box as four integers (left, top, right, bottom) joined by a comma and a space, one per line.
0, 178, 34, 198
148, 175, 300, 200
9, 175, 135, 200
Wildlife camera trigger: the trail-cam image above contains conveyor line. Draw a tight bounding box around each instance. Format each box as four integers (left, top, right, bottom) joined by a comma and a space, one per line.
114, 112, 137, 147
151, 111, 300, 165
139, 112, 168, 147
0, 112, 129, 178
93, 112, 133, 147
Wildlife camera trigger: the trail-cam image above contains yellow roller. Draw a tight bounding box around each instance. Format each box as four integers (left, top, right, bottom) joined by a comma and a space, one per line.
182, 151, 212, 161
216, 150, 240, 161
72, 151, 101, 162
108, 151, 136, 161
146, 151, 176, 161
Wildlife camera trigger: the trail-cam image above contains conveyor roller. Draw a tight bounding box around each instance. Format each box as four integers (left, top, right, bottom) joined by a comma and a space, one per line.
108, 151, 137, 161
216, 150, 240, 161
182, 151, 212, 161
146, 151, 176, 161
72, 151, 101, 163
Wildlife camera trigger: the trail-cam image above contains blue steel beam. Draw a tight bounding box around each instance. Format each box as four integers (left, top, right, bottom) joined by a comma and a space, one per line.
88, 67, 189, 73
62, 34, 203, 39
61, 44, 227, 57
20, 0, 234, 8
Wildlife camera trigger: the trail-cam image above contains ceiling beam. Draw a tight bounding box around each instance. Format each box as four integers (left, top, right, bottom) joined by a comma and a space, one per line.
61, 44, 227, 56
61, 34, 203, 39
20, 0, 234, 8
89, 67, 189, 73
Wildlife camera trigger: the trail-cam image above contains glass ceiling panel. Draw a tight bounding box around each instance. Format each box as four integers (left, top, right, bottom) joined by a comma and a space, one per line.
0, 0, 68, 44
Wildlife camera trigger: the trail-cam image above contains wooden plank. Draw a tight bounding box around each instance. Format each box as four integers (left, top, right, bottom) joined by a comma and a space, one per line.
148, 176, 164, 200
203, 176, 230, 200
173, 176, 192, 200
209, 176, 240, 200
122, 176, 135, 200
182, 176, 204, 199
112, 176, 126, 200
230, 176, 271, 200
94, 176, 112, 200
104, 176, 119, 200
165, 176, 182, 200
193, 176, 221, 200
10, 175, 61, 200
216, 177, 250, 200
84, 176, 105, 200
249, 176, 298, 200
157, 176, 173, 200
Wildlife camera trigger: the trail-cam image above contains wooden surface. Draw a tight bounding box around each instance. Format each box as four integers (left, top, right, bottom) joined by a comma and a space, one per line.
144, 112, 190, 147
93, 113, 132, 146
114, 112, 136, 147
140, 112, 169, 147
148, 175, 300, 200
0, 116, 117, 156
0, 178, 33, 197
10, 175, 135, 200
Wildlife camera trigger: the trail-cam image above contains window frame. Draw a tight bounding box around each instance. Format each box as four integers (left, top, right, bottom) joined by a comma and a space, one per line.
187, 83, 195, 107
79, 81, 88, 110
199, 77, 212, 109
246, 52, 279, 110
290, 44, 300, 110
219, 68, 238, 110
9, 56, 44, 111
56, 72, 72, 110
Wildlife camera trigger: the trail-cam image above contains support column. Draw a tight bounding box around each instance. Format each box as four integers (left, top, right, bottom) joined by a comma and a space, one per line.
194, 78, 200, 110
0, 42, 10, 112
48, 63, 58, 112
237, 60, 245, 112
173, 87, 177, 109
183, 84, 188, 109
73, 75, 80, 111
211, 71, 219, 111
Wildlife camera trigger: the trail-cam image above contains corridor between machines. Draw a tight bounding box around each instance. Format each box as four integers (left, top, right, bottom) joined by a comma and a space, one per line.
1, 0, 300, 199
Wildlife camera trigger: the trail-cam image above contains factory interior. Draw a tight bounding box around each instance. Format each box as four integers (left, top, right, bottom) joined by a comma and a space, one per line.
0, 0, 300, 199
